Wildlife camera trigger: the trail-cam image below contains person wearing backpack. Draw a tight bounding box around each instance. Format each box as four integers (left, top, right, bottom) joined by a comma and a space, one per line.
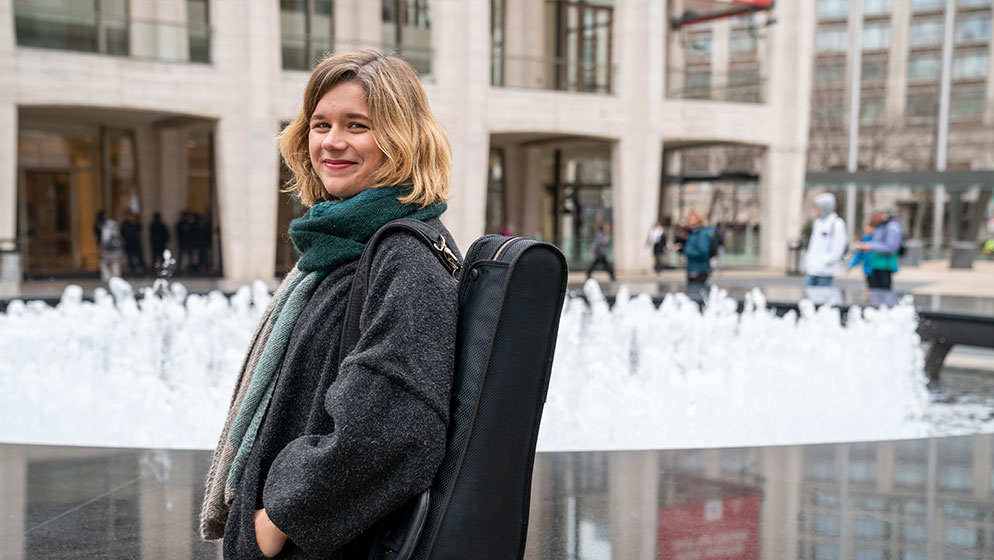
859, 208, 904, 292
675, 211, 717, 288
804, 193, 848, 287
201, 50, 460, 560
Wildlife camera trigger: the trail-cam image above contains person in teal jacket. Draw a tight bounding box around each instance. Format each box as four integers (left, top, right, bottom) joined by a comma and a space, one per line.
848, 225, 874, 287
675, 211, 716, 288
850, 223, 900, 288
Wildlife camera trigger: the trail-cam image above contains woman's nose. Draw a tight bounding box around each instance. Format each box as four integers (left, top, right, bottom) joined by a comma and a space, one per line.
321, 127, 347, 151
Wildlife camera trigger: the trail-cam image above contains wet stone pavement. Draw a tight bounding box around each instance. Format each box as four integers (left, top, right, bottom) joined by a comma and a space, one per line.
5, 436, 994, 559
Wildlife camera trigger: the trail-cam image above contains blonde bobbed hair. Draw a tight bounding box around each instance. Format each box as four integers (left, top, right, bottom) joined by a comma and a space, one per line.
279, 49, 451, 208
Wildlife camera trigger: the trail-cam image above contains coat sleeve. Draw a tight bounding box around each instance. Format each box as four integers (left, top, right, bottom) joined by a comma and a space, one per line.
870, 221, 903, 254
261, 233, 458, 558
828, 218, 849, 264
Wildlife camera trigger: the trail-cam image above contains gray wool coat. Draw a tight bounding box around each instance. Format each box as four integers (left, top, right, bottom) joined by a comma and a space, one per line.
223, 218, 460, 559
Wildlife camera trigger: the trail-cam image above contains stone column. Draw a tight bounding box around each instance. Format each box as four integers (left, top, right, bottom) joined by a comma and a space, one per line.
157, 127, 188, 251
0, 0, 20, 291
613, 136, 663, 274
134, 126, 159, 260
759, 445, 802, 560
503, 0, 546, 89
711, 19, 731, 101
760, 0, 815, 270
500, 143, 524, 236
139, 451, 195, 559
971, 434, 992, 498
430, 0, 490, 250
212, 0, 281, 282
521, 145, 546, 240
611, 0, 664, 275
887, 0, 911, 121
0, 103, 18, 292
608, 451, 659, 559
0, 445, 27, 560
334, 0, 380, 49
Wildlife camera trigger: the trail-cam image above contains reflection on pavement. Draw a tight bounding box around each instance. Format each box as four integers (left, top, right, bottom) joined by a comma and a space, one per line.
5, 436, 994, 559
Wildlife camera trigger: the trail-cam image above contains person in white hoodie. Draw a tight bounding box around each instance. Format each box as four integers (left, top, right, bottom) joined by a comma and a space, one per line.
804, 193, 848, 287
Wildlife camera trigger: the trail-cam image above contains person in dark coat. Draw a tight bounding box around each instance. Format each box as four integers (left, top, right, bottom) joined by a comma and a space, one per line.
149, 212, 170, 270
120, 211, 146, 275
176, 210, 195, 274
201, 50, 459, 560
193, 213, 212, 274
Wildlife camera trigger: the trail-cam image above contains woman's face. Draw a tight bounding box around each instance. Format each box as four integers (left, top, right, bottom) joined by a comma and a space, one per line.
308, 82, 386, 200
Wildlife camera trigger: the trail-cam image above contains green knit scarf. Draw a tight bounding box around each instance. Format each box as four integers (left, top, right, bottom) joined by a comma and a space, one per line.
223, 185, 445, 492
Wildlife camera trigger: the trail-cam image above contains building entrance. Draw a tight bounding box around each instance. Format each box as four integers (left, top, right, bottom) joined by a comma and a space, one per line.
20, 170, 74, 274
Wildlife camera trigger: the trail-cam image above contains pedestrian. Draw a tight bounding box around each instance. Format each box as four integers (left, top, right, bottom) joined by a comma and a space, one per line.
675, 211, 716, 289
646, 220, 666, 273
93, 211, 106, 244
176, 210, 195, 274
859, 208, 903, 292
201, 50, 460, 559
98, 215, 124, 282
847, 224, 876, 288
149, 212, 170, 270
586, 222, 616, 281
120, 212, 146, 275
804, 193, 848, 287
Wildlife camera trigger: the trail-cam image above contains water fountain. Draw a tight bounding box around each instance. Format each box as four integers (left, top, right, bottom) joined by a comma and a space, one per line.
0, 277, 991, 451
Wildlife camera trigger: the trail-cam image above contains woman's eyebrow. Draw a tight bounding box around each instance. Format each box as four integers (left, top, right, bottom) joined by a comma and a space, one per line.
310, 112, 369, 121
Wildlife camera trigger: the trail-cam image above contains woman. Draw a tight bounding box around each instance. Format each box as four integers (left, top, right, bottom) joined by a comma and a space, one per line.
675, 211, 715, 287
201, 50, 460, 559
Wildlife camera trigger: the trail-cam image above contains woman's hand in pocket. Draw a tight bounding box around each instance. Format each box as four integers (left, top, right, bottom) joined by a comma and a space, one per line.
254, 508, 288, 558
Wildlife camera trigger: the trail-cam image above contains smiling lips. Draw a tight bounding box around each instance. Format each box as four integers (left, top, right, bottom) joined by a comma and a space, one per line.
323, 159, 355, 170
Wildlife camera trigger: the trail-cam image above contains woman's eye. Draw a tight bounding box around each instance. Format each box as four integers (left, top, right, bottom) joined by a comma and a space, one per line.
312, 122, 330, 129
348, 123, 369, 130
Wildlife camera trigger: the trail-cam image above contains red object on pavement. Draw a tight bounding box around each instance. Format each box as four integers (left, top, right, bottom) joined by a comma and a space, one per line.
658, 494, 761, 560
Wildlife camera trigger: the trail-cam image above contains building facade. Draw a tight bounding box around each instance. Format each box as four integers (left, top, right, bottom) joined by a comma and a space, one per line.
805, 0, 994, 254
1, 0, 815, 284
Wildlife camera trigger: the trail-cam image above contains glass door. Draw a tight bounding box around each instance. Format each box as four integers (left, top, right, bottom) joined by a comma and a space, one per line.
21, 170, 74, 274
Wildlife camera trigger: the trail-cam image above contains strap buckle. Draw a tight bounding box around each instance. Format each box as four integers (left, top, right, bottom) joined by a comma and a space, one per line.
433, 235, 462, 277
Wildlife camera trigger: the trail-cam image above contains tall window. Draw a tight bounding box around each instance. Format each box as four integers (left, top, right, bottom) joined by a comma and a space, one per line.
955, 15, 992, 43
909, 19, 943, 47
729, 33, 758, 55
909, 53, 941, 80
818, 0, 849, 19
907, 89, 939, 118
187, 0, 210, 63
911, 0, 944, 10
862, 23, 890, 50
383, 0, 432, 76
816, 28, 848, 52
557, 1, 614, 94
281, 0, 333, 70
862, 58, 887, 82
14, 0, 128, 55
492, 0, 505, 86
953, 51, 989, 79
864, 0, 893, 14
185, 130, 220, 275
728, 67, 761, 102
951, 84, 985, 118
816, 61, 846, 84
